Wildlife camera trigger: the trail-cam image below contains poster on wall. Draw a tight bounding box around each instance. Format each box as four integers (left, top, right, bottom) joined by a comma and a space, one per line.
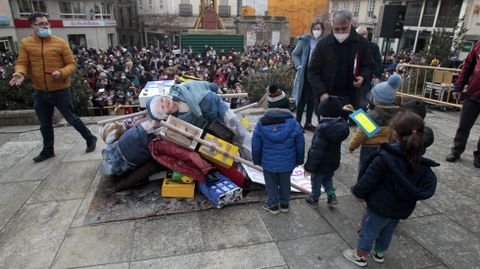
246, 31, 257, 47
271, 31, 280, 46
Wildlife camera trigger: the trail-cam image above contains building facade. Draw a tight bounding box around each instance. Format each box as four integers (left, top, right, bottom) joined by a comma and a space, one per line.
115, 0, 141, 47
10, 0, 118, 49
136, 0, 238, 47
0, 0, 18, 53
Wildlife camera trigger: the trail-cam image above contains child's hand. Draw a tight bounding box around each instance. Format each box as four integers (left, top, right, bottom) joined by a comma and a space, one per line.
304, 171, 311, 177
356, 197, 365, 203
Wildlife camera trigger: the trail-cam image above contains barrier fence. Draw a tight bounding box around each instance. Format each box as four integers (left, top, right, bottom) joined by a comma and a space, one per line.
397, 64, 462, 109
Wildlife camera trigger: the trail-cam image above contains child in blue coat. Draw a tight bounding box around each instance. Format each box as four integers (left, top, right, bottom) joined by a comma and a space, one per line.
343, 111, 438, 267
252, 105, 305, 214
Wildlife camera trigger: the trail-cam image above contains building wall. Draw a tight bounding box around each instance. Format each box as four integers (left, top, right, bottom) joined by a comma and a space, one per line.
268, 0, 328, 37
10, 0, 118, 49
137, 0, 238, 16
115, 0, 141, 46
237, 16, 290, 46
0, 0, 18, 52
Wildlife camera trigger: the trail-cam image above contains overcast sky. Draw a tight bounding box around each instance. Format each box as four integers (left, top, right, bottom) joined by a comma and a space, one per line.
243, 0, 268, 16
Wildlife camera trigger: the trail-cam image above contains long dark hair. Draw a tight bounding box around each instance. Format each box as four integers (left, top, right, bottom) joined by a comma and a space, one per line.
389, 111, 425, 171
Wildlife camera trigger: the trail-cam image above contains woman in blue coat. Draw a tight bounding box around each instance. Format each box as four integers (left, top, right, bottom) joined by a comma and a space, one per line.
292, 17, 325, 131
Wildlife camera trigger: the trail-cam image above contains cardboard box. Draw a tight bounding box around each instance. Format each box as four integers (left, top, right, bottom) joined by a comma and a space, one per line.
161, 178, 195, 199
198, 133, 239, 168
139, 80, 175, 107
160, 115, 204, 151
198, 172, 242, 208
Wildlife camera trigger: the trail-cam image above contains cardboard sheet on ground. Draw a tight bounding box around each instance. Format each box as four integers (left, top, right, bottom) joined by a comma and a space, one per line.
242, 164, 312, 193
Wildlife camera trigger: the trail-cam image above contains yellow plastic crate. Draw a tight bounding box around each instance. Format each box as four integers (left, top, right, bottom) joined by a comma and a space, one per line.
198, 133, 239, 168
161, 178, 195, 199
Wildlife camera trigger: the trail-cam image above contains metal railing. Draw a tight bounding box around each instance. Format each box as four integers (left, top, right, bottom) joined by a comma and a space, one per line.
396, 63, 462, 109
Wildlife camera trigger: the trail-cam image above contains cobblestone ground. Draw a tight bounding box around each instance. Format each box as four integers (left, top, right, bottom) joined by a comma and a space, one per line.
0, 109, 479, 269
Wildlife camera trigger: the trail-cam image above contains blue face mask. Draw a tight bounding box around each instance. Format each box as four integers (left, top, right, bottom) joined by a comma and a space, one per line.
38, 28, 52, 38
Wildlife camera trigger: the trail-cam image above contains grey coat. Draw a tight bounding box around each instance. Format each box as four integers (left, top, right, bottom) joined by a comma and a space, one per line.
292, 34, 314, 104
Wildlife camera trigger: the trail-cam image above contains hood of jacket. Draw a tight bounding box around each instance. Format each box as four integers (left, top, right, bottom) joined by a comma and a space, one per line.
318, 117, 350, 142
369, 105, 400, 126
380, 143, 439, 200
259, 109, 296, 143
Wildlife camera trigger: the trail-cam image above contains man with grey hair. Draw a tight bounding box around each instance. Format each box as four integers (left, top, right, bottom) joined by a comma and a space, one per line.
356, 25, 383, 109
308, 10, 373, 110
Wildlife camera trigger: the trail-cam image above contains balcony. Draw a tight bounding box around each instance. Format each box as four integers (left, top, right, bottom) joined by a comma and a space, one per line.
218, 5, 231, 17
179, 4, 192, 17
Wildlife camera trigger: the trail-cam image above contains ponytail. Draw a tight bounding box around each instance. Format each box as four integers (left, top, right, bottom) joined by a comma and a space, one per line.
390, 111, 425, 171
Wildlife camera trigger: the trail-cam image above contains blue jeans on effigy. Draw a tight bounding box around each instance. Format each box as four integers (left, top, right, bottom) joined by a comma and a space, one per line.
263, 170, 292, 206
100, 143, 136, 176
310, 172, 335, 199
357, 207, 400, 254
33, 89, 94, 153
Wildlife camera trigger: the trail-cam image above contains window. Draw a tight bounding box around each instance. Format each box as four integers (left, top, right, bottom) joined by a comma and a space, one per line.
437, 0, 462, 27
68, 34, 87, 48
18, 0, 48, 17
127, 7, 133, 27
367, 0, 376, 18
138, 0, 143, 10
148, 0, 153, 9
59, 2, 85, 19
405, 1, 422, 26
421, 0, 438, 27
159, 0, 164, 9
119, 8, 124, 26
94, 3, 112, 19
108, 33, 116, 48
353, 0, 360, 18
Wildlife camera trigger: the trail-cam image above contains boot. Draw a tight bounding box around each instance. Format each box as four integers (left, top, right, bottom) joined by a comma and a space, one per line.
474, 151, 480, 168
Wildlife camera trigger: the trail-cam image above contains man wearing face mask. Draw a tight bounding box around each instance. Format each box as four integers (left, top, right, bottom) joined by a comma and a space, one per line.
292, 17, 325, 132
10, 13, 97, 162
308, 10, 373, 111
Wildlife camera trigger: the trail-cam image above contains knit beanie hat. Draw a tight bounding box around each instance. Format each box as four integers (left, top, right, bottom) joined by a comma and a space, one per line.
208, 83, 219, 93
317, 96, 343, 118
371, 73, 402, 104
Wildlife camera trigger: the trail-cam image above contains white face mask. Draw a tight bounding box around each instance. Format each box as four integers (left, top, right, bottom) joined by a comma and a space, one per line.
334, 33, 349, 43
312, 30, 322, 38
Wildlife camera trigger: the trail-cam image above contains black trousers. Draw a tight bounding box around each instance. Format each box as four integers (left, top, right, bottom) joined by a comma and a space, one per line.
296, 81, 315, 125
452, 97, 480, 155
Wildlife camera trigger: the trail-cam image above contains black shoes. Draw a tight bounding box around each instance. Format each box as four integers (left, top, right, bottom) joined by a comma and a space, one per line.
86, 136, 97, 153
474, 151, 480, 168
303, 123, 316, 132
446, 152, 460, 162
33, 151, 55, 163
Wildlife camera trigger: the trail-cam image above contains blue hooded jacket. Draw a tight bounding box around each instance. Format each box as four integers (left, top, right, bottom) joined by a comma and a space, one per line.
252, 108, 305, 172
352, 143, 438, 219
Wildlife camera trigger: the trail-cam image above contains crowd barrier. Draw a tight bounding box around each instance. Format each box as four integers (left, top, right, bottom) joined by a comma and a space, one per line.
396, 64, 462, 109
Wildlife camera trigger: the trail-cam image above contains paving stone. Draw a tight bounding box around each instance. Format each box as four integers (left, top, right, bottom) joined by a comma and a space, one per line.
0, 200, 81, 269
28, 160, 99, 203
130, 242, 286, 269
409, 201, 439, 219
51, 221, 135, 269
61, 133, 105, 163
132, 213, 204, 260
259, 199, 334, 241
199, 204, 272, 250
0, 133, 15, 147
0, 141, 40, 177
318, 196, 442, 269
402, 214, 480, 269
72, 263, 129, 269
277, 233, 357, 269
424, 183, 480, 235
71, 170, 103, 228
0, 181, 40, 229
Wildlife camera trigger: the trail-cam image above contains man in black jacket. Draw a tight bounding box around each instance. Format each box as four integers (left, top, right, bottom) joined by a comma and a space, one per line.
308, 10, 373, 109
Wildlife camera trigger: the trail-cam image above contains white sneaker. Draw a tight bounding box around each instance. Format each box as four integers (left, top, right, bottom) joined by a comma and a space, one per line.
343, 249, 367, 267
372, 251, 384, 263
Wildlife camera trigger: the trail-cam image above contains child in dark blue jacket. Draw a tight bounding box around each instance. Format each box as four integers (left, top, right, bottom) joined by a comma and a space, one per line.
252, 106, 305, 214
304, 97, 350, 207
343, 111, 438, 267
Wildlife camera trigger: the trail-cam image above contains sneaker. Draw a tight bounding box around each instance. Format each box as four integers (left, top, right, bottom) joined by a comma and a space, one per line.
474, 151, 480, 168
86, 136, 97, 153
446, 152, 460, 162
305, 196, 319, 208
279, 204, 289, 213
372, 251, 384, 263
343, 249, 367, 267
327, 194, 338, 205
262, 201, 279, 215
303, 123, 316, 132
33, 151, 55, 163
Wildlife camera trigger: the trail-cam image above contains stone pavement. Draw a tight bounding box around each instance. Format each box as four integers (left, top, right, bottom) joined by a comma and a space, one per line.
0, 109, 479, 269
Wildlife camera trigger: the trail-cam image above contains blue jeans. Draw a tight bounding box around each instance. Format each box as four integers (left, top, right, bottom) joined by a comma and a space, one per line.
359, 146, 379, 173
100, 143, 136, 176
263, 170, 292, 206
310, 172, 335, 199
34, 89, 94, 153
357, 207, 399, 254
